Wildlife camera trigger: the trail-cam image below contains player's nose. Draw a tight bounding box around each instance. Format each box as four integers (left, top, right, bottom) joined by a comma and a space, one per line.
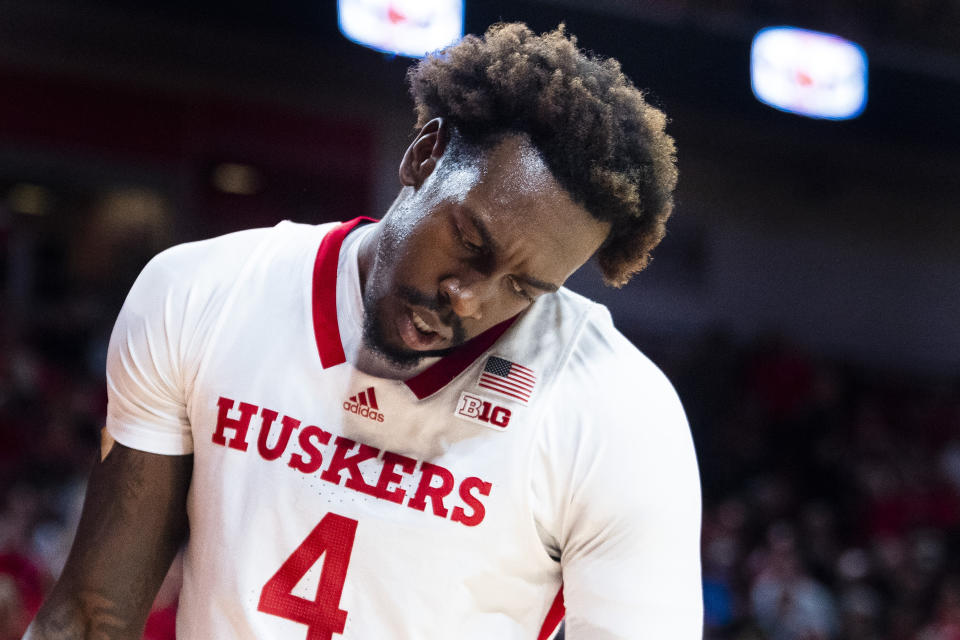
440, 275, 485, 320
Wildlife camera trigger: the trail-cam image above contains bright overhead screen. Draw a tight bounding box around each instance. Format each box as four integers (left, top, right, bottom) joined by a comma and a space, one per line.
338, 0, 464, 58
751, 26, 868, 120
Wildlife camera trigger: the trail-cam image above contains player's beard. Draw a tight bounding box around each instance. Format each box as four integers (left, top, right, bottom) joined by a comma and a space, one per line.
361, 283, 467, 370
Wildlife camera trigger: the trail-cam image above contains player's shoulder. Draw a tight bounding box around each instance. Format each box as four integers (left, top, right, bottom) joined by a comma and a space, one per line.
122, 220, 332, 321
533, 287, 685, 428
147, 220, 327, 282
522, 289, 696, 498
549, 287, 672, 391
574, 297, 667, 383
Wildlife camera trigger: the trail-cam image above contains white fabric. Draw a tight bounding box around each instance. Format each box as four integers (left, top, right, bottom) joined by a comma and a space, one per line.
106, 227, 272, 455
105, 220, 703, 639
335, 222, 371, 361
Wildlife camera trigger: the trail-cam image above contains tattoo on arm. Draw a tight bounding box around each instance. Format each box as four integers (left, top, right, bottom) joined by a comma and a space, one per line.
26, 590, 138, 640
25, 444, 192, 640
78, 591, 129, 640
25, 599, 85, 639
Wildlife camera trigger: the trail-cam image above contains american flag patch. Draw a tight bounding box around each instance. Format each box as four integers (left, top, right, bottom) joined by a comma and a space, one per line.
478, 356, 536, 403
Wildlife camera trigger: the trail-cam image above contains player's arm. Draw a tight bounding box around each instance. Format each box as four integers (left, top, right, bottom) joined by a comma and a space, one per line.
560, 379, 702, 639
25, 240, 210, 639
540, 327, 703, 639
559, 439, 702, 640
24, 437, 191, 640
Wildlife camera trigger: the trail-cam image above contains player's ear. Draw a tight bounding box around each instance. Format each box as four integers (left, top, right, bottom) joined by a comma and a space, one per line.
399, 118, 450, 189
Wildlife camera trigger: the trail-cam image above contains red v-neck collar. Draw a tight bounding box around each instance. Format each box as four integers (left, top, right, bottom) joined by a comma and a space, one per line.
311, 217, 376, 369
403, 316, 518, 399
311, 218, 520, 400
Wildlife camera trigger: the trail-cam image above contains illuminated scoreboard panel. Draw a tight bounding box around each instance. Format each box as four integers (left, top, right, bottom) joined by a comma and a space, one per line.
338, 0, 464, 58
751, 26, 868, 120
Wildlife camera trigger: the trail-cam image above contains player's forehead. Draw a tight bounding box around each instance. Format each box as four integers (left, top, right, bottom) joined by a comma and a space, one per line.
459, 134, 573, 222
477, 134, 555, 198
453, 134, 609, 282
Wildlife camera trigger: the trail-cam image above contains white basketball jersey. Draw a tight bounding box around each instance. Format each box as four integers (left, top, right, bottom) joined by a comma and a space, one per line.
105, 219, 702, 640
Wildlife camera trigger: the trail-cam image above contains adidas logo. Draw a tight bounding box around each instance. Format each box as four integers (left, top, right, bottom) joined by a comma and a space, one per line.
342, 386, 385, 422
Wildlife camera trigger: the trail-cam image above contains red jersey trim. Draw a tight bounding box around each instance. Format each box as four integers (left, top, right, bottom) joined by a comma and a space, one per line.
537, 586, 565, 640
403, 315, 519, 400
312, 217, 377, 369
312, 218, 520, 399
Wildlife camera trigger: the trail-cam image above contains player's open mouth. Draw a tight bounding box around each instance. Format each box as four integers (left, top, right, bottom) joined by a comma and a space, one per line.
396, 306, 447, 350
411, 311, 434, 334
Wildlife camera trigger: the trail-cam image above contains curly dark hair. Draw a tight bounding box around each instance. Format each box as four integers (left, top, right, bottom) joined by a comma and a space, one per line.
407, 22, 678, 287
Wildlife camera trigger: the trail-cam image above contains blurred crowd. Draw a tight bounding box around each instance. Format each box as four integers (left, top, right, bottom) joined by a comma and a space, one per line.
1, 310, 959, 639
0, 283, 178, 639
676, 332, 960, 640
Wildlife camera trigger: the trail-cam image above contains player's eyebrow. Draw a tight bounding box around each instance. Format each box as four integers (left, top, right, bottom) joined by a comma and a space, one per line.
516, 274, 559, 293
465, 208, 560, 294
464, 207, 499, 255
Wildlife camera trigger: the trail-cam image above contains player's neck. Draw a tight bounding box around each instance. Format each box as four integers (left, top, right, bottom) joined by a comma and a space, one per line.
352, 347, 437, 380
356, 219, 378, 297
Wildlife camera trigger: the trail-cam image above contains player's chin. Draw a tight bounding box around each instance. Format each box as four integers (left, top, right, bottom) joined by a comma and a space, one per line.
374, 339, 456, 368
363, 312, 448, 366
391, 319, 456, 356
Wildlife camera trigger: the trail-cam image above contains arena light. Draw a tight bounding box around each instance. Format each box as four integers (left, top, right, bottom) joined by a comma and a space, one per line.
7, 183, 52, 215
751, 26, 868, 120
338, 0, 464, 58
211, 163, 263, 195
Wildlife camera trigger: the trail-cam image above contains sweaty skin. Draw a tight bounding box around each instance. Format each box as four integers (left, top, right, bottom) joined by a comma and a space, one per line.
24, 443, 191, 640
100, 428, 115, 461
354, 119, 610, 376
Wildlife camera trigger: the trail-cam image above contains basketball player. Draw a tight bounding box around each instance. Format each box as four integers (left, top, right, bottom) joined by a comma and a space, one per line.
26, 23, 702, 639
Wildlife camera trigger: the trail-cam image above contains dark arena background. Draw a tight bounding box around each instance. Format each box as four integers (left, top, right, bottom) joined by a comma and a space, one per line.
1, 1, 959, 638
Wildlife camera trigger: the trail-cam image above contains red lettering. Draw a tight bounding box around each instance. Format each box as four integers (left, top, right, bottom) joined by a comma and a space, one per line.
455, 393, 511, 428
478, 401, 492, 421
457, 394, 483, 418
320, 437, 380, 495
213, 398, 491, 526
371, 452, 416, 504
212, 397, 258, 451
257, 513, 357, 639
288, 426, 332, 474
407, 462, 455, 517
257, 410, 301, 461
451, 476, 493, 527
490, 406, 511, 428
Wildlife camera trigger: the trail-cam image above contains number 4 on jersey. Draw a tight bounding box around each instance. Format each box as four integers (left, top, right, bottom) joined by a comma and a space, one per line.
258, 513, 359, 640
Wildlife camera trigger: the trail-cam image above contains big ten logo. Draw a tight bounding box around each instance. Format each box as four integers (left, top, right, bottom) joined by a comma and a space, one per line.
455, 392, 512, 430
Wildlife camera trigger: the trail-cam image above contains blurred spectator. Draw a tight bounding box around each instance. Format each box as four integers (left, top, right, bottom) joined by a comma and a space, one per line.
749, 523, 839, 639
916, 577, 960, 640
683, 330, 960, 640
